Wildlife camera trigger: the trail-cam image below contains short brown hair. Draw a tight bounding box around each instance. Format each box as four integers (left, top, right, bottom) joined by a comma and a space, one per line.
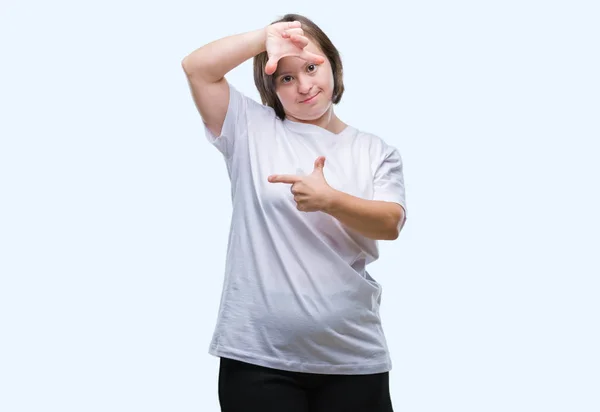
253, 14, 345, 120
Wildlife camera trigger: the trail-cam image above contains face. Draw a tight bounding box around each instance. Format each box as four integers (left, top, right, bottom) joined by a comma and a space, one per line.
273, 39, 335, 123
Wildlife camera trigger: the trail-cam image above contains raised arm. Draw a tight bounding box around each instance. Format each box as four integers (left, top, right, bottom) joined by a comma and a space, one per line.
181, 28, 267, 137
181, 21, 325, 137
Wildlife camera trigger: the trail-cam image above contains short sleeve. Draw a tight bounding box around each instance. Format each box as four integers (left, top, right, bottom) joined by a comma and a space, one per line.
372, 143, 407, 217
203, 81, 246, 158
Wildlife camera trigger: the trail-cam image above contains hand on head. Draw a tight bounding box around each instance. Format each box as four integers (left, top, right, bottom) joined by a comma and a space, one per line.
264, 21, 326, 75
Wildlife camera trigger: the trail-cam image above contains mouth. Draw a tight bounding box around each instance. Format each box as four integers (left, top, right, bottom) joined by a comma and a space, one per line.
300, 91, 320, 103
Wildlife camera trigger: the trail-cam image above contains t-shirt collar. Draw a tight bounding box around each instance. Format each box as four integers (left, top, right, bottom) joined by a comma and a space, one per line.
283, 118, 353, 137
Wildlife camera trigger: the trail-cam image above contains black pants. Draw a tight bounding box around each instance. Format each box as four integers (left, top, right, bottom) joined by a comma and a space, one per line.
218, 357, 394, 412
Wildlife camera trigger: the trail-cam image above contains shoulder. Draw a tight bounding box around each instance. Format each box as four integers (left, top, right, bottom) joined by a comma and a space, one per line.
349, 127, 400, 161
228, 82, 277, 120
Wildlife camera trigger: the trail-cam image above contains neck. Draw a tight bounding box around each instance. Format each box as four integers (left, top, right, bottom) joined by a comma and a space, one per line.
287, 106, 346, 134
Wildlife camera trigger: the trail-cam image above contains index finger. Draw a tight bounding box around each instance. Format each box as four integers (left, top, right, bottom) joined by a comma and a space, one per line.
268, 174, 302, 184
300, 50, 326, 65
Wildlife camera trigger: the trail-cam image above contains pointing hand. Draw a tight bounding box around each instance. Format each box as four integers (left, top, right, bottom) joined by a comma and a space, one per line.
268, 156, 335, 212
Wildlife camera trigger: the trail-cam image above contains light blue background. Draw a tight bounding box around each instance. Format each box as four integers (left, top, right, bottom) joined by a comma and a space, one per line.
1, 0, 598, 411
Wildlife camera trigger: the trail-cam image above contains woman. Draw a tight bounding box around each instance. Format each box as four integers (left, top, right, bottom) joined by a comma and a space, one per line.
182, 13, 407, 412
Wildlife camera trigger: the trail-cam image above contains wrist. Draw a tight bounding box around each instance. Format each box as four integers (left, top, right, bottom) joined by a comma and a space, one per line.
322, 188, 342, 214
252, 27, 268, 54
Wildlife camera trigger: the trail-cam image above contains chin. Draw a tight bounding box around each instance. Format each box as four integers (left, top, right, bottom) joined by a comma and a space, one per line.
290, 103, 332, 121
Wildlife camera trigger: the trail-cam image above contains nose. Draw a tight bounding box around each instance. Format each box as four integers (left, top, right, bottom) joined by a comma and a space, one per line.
297, 76, 313, 95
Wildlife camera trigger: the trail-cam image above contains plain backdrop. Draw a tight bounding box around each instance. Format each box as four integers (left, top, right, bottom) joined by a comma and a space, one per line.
1, 0, 599, 411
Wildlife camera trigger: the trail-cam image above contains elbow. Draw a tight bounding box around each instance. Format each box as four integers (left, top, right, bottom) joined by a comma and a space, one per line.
385, 225, 400, 240
181, 55, 191, 71
181, 56, 204, 76
377, 222, 399, 241
181, 57, 198, 76
384, 208, 406, 241
382, 231, 399, 241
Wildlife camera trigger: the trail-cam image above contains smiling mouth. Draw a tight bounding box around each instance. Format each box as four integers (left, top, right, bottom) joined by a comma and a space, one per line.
301, 92, 320, 103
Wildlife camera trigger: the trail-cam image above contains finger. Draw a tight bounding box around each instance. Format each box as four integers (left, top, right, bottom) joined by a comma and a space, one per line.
286, 21, 302, 29
282, 28, 304, 38
265, 55, 279, 75
289, 34, 309, 49
300, 51, 326, 65
296, 202, 313, 213
313, 156, 326, 171
268, 174, 302, 184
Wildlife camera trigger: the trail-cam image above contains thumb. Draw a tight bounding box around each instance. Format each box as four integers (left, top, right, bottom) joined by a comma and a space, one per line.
265, 55, 279, 75
313, 156, 326, 174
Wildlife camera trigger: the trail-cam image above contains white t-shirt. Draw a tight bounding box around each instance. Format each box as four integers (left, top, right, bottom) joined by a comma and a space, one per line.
202, 82, 407, 375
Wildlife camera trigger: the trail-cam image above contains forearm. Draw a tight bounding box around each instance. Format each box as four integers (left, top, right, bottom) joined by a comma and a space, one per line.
181, 28, 267, 82
323, 190, 404, 240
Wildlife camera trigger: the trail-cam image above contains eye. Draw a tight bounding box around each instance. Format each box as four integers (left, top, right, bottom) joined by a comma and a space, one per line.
307, 64, 318, 73
281, 75, 293, 84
